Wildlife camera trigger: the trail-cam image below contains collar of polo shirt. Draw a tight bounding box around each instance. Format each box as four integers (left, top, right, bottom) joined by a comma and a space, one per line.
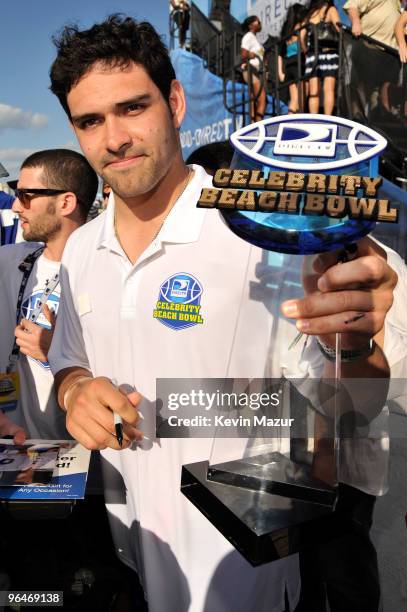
97, 165, 209, 252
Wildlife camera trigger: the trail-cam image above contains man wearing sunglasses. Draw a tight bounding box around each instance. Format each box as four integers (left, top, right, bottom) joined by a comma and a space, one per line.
0, 149, 97, 439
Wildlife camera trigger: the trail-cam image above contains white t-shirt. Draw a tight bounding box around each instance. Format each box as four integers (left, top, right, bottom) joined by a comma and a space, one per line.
49, 165, 407, 611
241, 31, 265, 71
0, 243, 68, 439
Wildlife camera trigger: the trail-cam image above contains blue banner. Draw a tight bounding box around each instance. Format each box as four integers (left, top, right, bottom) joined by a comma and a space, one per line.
171, 48, 279, 159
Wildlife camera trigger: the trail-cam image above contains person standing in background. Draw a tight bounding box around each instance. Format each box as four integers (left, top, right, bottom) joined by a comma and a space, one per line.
301, 0, 340, 115
279, 4, 307, 113
170, 0, 190, 48
395, 9, 407, 62
344, 0, 401, 116
241, 15, 267, 122
0, 189, 21, 246
0, 149, 97, 440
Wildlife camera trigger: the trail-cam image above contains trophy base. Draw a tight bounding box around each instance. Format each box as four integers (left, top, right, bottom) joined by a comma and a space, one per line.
207, 451, 336, 506
181, 460, 337, 566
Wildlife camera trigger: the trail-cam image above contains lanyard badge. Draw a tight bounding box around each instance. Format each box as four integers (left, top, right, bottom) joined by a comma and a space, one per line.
3, 247, 59, 393
1, 248, 46, 413
0, 372, 20, 412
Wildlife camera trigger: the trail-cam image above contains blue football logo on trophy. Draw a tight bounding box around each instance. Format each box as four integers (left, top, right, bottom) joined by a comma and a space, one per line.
230, 114, 387, 171
197, 114, 395, 255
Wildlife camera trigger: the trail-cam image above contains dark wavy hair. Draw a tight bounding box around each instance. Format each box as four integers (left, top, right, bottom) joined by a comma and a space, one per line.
21, 149, 98, 221
50, 14, 176, 118
241, 15, 260, 33
305, 0, 334, 21
280, 4, 307, 39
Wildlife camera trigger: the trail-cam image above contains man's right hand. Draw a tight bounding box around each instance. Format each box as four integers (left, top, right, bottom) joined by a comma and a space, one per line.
347, 8, 362, 38
0, 412, 26, 445
399, 43, 407, 63
64, 376, 143, 450
351, 23, 362, 37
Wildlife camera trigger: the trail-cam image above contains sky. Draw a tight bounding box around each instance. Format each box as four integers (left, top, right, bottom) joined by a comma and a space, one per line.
0, 0, 170, 181
195, 0, 247, 20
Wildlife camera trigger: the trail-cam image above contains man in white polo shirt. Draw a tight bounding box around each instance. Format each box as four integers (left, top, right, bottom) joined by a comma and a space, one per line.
0, 149, 98, 440
48, 15, 406, 612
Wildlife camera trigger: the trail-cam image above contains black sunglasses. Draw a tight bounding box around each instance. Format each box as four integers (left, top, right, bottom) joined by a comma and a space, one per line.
14, 188, 68, 207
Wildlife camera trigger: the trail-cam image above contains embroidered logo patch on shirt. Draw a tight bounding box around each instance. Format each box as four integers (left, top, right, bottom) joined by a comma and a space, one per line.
154, 273, 204, 330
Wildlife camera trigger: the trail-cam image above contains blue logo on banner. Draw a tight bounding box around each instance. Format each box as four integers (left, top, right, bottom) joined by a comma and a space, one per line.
154, 273, 204, 330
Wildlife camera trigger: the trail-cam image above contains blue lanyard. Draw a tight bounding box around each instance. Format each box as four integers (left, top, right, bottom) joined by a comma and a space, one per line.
7, 247, 44, 373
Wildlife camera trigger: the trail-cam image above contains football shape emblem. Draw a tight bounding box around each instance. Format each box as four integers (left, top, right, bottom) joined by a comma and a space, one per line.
215, 115, 392, 254
230, 114, 387, 171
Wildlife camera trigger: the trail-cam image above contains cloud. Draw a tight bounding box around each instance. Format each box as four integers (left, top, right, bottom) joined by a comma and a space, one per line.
0, 148, 36, 178
0, 103, 48, 131
0, 143, 83, 180
0, 147, 36, 161
59, 140, 81, 152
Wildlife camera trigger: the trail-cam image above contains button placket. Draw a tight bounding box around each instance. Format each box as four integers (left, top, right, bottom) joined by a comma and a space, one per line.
120, 261, 140, 320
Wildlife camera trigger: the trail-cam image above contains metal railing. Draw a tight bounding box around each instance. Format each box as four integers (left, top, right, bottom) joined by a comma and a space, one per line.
169, 8, 192, 51
189, 3, 223, 75
337, 24, 407, 181
220, 31, 273, 130
220, 23, 313, 126
175, 9, 407, 178
219, 22, 407, 178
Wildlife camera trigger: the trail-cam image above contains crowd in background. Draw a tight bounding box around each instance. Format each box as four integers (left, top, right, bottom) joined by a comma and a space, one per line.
0, 9, 407, 612
240, 0, 407, 121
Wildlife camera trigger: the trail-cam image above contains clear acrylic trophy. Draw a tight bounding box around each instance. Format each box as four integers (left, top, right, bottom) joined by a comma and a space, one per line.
181, 115, 392, 565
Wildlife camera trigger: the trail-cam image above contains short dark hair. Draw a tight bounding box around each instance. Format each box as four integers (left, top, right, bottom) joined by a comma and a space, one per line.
50, 14, 176, 118
242, 15, 259, 33
21, 149, 98, 220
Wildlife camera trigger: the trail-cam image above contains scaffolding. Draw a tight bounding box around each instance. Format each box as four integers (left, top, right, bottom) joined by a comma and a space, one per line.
169, 5, 407, 181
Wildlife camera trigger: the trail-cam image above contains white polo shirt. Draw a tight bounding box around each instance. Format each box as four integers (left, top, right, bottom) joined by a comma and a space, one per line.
49, 165, 407, 612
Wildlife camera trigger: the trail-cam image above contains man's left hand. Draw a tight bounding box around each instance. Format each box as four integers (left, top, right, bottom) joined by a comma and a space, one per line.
14, 304, 56, 362
281, 237, 398, 349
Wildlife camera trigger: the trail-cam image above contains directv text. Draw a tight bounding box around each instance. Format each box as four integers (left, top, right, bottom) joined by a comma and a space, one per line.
180, 118, 239, 150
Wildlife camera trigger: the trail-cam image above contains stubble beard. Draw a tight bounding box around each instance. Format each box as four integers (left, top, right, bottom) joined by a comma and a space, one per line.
102, 164, 162, 201
101, 147, 175, 202
23, 202, 62, 243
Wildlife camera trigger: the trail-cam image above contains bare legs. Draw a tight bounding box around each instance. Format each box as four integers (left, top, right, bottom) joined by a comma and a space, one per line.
288, 83, 299, 113
323, 76, 336, 115
243, 71, 266, 122
308, 75, 336, 115
288, 80, 306, 113
308, 76, 320, 113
